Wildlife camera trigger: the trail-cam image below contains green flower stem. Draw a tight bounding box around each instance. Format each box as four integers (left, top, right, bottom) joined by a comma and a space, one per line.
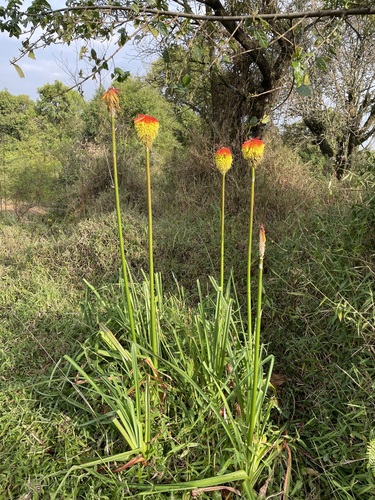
247, 245, 264, 457
247, 164, 255, 344
111, 114, 136, 343
220, 172, 226, 291
213, 172, 226, 378
145, 146, 158, 367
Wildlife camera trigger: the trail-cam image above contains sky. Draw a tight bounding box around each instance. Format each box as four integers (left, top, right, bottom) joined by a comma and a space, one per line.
0, 20, 150, 101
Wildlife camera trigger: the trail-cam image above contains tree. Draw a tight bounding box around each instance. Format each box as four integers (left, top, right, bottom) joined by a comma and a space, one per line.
2, 126, 62, 216
0, 86, 82, 215
36, 80, 86, 139
292, 15, 375, 178
1, 2, 374, 149
0, 90, 36, 211
146, 46, 212, 127
142, 4, 297, 144
0, 90, 35, 140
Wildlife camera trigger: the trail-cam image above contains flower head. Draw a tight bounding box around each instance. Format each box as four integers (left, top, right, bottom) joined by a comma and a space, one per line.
259, 224, 266, 259
134, 114, 159, 148
242, 138, 265, 166
215, 147, 233, 175
102, 87, 120, 115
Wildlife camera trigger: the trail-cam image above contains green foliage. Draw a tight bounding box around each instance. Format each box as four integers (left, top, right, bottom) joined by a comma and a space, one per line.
0, 83, 88, 216
147, 46, 212, 120
282, 121, 327, 172
368, 438, 375, 475
0, 221, 87, 378
10, 164, 56, 215
55, 273, 282, 498
0, 90, 35, 140
36, 80, 86, 138
84, 77, 181, 155
0, 122, 63, 215
297, 15, 375, 178
262, 174, 375, 499
292, 46, 312, 96
116, 77, 181, 155
0, 382, 102, 498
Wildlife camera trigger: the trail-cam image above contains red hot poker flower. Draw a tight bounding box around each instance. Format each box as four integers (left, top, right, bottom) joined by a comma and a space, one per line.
215, 147, 233, 175
134, 114, 159, 148
242, 138, 265, 166
102, 87, 120, 115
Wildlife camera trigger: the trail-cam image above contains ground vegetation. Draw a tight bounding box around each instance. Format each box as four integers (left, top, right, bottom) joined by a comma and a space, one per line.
0, 77, 374, 497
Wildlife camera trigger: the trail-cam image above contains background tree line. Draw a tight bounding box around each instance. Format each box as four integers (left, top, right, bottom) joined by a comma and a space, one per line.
0, 0, 374, 180
1, 40, 375, 218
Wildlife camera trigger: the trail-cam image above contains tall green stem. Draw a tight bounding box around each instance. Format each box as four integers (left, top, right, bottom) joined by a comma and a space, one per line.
111, 114, 136, 343
145, 146, 158, 367
247, 246, 264, 456
220, 173, 226, 291
247, 165, 255, 344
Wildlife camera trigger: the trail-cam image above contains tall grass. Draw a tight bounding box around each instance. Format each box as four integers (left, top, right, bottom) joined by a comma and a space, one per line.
262, 172, 375, 499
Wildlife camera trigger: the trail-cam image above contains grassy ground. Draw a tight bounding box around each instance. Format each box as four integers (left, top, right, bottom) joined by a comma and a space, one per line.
0, 143, 374, 498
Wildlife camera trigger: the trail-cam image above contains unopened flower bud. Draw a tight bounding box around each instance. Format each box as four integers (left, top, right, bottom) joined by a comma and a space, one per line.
259, 224, 266, 259
102, 87, 120, 115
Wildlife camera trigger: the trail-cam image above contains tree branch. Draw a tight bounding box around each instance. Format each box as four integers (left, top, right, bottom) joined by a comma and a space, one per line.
21, 5, 375, 23
201, 0, 271, 79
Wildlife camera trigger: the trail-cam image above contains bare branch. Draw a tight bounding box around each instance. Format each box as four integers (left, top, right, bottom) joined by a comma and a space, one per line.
22, 5, 375, 23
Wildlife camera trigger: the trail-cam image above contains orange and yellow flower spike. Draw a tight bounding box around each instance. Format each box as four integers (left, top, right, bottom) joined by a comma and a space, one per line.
215, 147, 233, 175
134, 114, 160, 366
241, 138, 265, 166
134, 114, 160, 148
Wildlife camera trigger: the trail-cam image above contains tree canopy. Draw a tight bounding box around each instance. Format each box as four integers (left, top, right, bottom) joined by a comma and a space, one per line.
1, 0, 374, 175
300, 15, 375, 178
0, 90, 35, 140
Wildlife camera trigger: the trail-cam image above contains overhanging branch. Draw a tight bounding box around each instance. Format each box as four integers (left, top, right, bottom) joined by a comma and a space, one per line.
29, 5, 375, 23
